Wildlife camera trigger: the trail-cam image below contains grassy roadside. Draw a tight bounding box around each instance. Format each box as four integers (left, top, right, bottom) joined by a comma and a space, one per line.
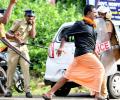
13, 77, 89, 96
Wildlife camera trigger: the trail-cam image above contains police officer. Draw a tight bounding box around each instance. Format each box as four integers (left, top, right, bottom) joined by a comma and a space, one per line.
96, 5, 113, 100
5, 10, 36, 98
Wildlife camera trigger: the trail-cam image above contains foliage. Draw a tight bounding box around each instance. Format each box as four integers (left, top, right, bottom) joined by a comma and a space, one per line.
0, 0, 85, 76
56, 0, 86, 13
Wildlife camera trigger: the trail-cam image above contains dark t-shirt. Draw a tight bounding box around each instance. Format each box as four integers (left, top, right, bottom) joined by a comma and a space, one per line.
62, 20, 97, 57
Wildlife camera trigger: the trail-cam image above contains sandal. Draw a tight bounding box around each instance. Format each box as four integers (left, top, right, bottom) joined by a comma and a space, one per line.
100, 95, 110, 100
42, 94, 52, 100
95, 96, 106, 100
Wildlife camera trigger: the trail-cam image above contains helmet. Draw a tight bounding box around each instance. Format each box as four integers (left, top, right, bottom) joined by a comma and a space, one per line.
97, 6, 112, 19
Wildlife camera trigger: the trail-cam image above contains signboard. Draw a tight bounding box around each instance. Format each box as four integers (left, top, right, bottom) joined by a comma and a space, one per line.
95, 41, 111, 55
86, 0, 120, 20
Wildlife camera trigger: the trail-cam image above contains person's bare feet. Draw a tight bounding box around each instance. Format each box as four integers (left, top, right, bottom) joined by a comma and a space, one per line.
42, 93, 53, 100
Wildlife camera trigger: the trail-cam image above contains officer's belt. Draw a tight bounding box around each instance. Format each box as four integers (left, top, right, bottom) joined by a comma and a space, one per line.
10, 42, 25, 47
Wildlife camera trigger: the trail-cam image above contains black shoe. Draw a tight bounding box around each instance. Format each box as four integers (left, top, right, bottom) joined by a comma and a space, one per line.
4, 91, 12, 97
26, 92, 32, 98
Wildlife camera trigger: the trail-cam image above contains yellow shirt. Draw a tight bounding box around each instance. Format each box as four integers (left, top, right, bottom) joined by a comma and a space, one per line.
0, 23, 6, 38
0, 23, 7, 52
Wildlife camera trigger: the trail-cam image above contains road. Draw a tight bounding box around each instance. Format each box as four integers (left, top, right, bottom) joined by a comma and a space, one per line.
0, 93, 119, 100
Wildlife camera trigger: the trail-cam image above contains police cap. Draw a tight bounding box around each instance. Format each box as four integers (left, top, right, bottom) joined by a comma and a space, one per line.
0, 9, 6, 14
0, 9, 6, 18
25, 10, 35, 17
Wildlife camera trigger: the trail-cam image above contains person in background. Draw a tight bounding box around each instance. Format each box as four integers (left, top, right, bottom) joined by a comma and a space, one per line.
4, 10, 36, 98
42, 5, 105, 100
0, 9, 8, 52
0, 0, 17, 47
95, 5, 114, 100
0, 0, 17, 25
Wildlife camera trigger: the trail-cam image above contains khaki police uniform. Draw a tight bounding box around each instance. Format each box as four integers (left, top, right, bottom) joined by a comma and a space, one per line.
6, 19, 32, 92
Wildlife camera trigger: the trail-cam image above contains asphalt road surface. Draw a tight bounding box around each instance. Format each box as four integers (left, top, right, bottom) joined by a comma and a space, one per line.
0, 93, 119, 100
